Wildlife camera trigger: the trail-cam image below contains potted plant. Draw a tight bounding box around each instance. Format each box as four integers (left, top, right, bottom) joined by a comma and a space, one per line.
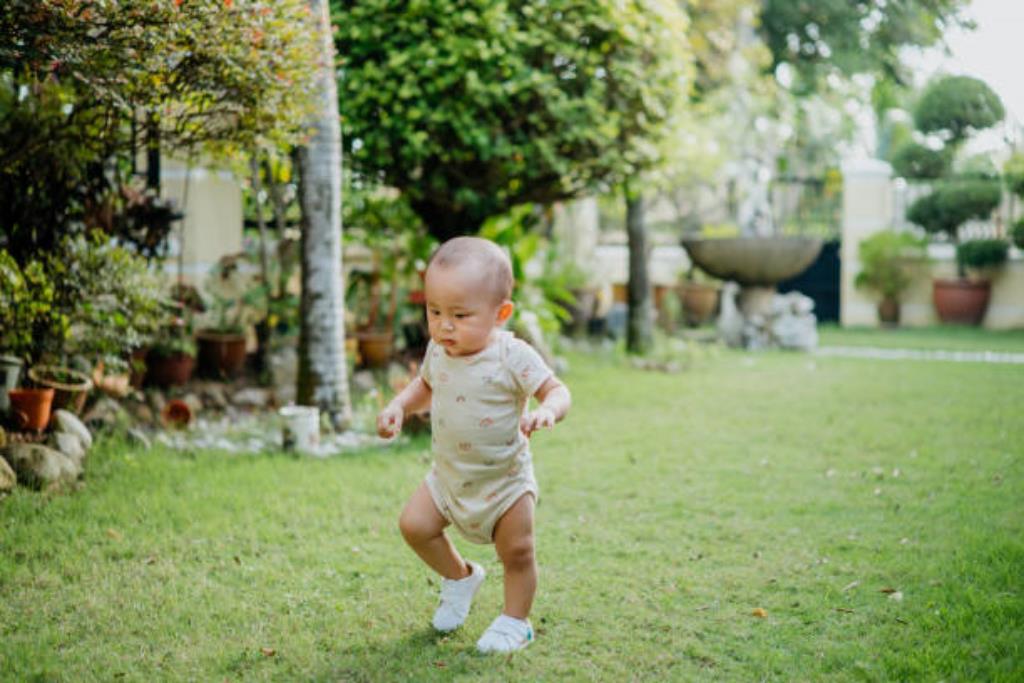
903, 75, 1006, 325
0, 249, 68, 420
344, 189, 429, 368
854, 230, 927, 326
678, 266, 720, 327
196, 255, 266, 378
146, 312, 198, 388
907, 180, 1004, 325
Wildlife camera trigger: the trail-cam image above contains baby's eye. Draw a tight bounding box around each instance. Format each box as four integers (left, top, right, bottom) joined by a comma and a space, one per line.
428, 309, 440, 316
455, 313, 469, 319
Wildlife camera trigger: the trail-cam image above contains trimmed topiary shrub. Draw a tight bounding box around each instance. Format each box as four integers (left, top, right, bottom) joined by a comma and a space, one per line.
1011, 218, 1024, 250
891, 142, 950, 179
956, 238, 1009, 274
914, 76, 1005, 143
906, 180, 1002, 240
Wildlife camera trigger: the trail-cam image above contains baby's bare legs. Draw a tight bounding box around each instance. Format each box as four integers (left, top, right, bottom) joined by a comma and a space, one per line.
399, 482, 470, 580
492, 493, 536, 620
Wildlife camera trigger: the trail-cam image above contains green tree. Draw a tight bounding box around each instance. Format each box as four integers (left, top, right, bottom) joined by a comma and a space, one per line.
0, 0, 319, 259
332, 0, 692, 241
759, 0, 970, 93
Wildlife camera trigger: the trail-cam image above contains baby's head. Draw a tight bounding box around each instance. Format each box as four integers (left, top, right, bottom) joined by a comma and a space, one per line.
424, 237, 515, 356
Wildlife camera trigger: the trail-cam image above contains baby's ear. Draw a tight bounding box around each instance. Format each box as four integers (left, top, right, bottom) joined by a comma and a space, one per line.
496, 300, 514, 324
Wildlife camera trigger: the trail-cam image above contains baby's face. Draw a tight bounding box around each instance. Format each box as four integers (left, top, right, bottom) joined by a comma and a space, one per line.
424, 263, 509, 357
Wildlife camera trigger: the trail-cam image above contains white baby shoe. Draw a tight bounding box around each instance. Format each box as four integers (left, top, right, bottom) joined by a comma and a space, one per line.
476, 614, 534, 653
431, 560, 486, 632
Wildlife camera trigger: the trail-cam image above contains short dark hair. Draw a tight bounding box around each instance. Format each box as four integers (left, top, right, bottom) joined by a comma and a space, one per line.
427, 237, 514, 302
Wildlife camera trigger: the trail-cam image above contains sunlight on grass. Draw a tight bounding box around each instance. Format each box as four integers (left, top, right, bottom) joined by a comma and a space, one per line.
2, 347, 1022, 680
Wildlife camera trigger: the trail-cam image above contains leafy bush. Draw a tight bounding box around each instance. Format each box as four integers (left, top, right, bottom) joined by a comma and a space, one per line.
891, 142, 950, 179
854, 230, 927, 299
1005, 153, 1024, 198
906, 180, 1002, 239
913, 76, 1005, 143
955, 238, 1009, 274
1012, 218, 1024, 250
0, 250, 68, 364
42, 234, 165, 367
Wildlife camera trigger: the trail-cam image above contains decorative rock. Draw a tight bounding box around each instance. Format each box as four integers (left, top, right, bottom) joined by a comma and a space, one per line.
126, 428, 152, 450
129, 403, 156, 426
2, 443, 80, 491
182, 393, 204, 415
146, 389, 167, 417
0, 455, 15, 493
231, 387, 271, 408
51, 409, 93, 450
81, 397, 129, 430
48, 431, 87, 469
201, 385, 229, 410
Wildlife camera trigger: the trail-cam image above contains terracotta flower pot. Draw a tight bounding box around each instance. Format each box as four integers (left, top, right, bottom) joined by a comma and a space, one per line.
196, 329, 248, 379
161, 398, 193, 429
146, 352, 196, 387
7, 387, 55, 432
932, 278, 991, 326
27, 365, 93, 415
877, 296, 900, 326
356, 330, 394, 368
679, 283, 720, 326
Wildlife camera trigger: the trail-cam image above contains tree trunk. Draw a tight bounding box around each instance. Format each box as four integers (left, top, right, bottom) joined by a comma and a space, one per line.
625, 185, 652, 354
296, 0, 351, 429
249, 153, 274, 386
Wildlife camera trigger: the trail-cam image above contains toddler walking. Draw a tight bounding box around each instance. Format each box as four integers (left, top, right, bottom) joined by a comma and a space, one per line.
377, 236, 571, 653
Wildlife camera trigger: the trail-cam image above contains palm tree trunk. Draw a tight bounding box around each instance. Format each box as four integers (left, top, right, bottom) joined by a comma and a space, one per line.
625, 183, 653, 354
296, 0, 351, 428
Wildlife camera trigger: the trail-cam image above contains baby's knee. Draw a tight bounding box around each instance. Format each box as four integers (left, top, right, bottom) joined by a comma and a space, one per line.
497, 535, 535, 570
398, 510, 432, 545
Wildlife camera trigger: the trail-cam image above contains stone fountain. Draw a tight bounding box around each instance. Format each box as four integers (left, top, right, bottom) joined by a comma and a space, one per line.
681, 163, 823, 350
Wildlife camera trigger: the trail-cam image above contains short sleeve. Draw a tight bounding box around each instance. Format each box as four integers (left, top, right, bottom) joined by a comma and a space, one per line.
419, 340, 436, 387
507, 337, 553, 398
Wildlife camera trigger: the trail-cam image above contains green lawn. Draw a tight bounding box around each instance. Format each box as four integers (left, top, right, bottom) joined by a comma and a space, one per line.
818, 323, 1024, 353
2, 347, 1022, 681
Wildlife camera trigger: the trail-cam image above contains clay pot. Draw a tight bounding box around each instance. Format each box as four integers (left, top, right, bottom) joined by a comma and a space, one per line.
679, 283, 720, 326
146, 352, 196, 387
877, 296, 901, 326
932, 278, 991, 326
161, 398, 193, 429
196, 329, 247, 379
7, 387, 55, 432
27, 365, 93, 415
356, 330, 394, 368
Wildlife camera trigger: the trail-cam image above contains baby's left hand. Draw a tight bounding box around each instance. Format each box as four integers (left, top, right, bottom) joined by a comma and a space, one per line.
520, 407, 556, 437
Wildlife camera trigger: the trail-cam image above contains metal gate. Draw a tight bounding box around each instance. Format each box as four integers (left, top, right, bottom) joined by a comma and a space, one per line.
778, 239, 840, 322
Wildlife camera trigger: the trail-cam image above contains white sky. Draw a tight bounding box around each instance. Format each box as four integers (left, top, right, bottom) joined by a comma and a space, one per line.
904, 0, 1024, 152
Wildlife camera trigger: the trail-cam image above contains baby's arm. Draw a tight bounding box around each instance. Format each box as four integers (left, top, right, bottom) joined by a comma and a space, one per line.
520, 376, 571, 437
377, 376, 432, 438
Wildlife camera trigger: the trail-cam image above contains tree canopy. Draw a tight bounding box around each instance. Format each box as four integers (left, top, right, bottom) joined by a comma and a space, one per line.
0, 0, 320, 260
759, 0, 970, 92
332, 0, 692, 241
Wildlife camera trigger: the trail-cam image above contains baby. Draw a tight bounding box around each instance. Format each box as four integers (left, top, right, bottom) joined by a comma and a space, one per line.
377, 236, 571, 653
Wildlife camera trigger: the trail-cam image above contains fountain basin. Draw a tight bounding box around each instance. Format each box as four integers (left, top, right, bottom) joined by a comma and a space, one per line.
680, 236, 823, 287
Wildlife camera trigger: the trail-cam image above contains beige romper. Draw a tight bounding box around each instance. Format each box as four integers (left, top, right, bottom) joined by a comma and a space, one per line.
421, 330, 552, 544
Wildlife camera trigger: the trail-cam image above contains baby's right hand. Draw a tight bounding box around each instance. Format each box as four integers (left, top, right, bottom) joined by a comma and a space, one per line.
377, 402, 404, 439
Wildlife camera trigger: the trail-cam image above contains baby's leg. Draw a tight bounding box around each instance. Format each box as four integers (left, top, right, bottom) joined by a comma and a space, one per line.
493, 493, 536, 619
399, 482, 469, 580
